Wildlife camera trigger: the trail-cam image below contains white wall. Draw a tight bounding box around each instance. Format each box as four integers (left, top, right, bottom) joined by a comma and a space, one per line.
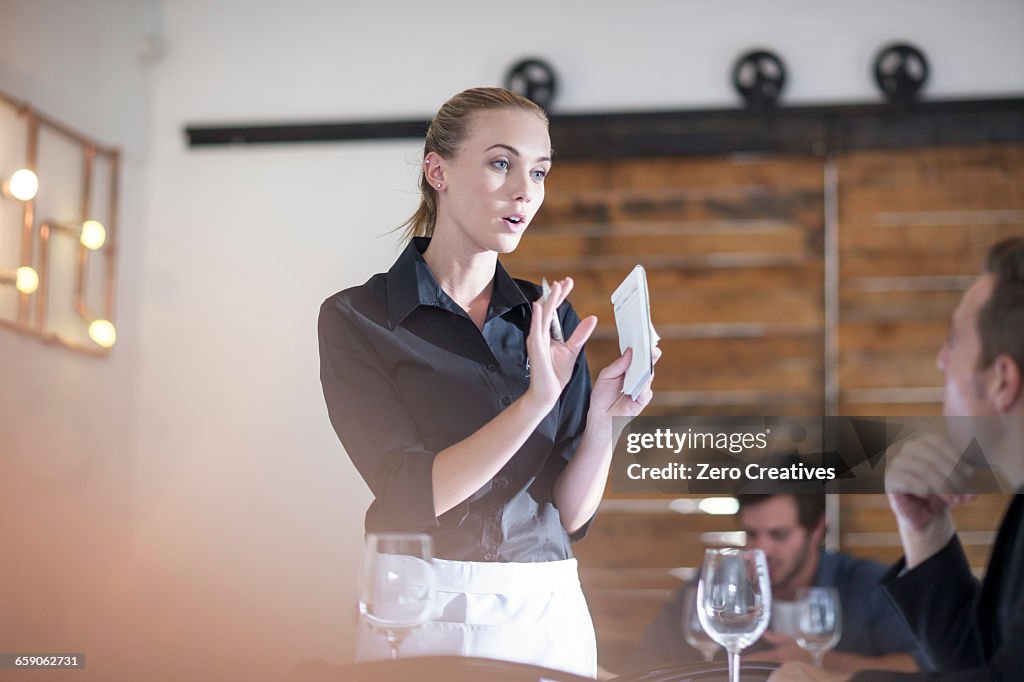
0, 1, 151, 679
158, 0, 1024, 122
2, 0, 1023, 679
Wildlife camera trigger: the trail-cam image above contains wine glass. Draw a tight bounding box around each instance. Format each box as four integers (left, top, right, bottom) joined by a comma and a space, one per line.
796, 586, 842, 667
358, 533, 434, 659
682, 585, 720, 662
697, 548, 771, 682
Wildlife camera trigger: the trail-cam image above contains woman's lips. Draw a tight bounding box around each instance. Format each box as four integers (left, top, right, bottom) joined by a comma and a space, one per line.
502, 217, 527, 232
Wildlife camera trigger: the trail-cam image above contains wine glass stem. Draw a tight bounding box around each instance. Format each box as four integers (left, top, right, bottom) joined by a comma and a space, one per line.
728, 649, 740, 682
385, 631, 404, 660
813, 650, 824, 667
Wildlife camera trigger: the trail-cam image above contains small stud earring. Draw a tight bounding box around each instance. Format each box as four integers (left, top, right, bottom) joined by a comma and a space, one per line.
436, 183, 442, 189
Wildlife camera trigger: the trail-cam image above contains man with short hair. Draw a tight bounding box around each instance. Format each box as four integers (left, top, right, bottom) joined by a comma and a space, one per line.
772, 238, 1024, 681
642, 493, 922, 674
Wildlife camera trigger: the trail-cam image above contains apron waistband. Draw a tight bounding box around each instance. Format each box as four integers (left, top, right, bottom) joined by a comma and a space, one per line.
430, 557, 580, 594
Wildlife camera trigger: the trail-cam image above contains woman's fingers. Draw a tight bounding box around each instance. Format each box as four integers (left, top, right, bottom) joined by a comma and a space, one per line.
530, 300, 548, 343
598, 347, 633, 380
527, 301, 553, 375
557, 276, 574, 307
537, 279, 562, 340
566, 315, 597, 352
540, 277, 574, 330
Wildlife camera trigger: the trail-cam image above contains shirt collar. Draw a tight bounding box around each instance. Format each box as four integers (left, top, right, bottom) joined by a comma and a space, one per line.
490, 258, 532, 319
811, 547, 838, 586
385, 237, 531, 329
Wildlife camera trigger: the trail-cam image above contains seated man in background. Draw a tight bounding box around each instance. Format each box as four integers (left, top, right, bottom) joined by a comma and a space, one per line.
641, 492, 924, 674
771, 237, 1024, 682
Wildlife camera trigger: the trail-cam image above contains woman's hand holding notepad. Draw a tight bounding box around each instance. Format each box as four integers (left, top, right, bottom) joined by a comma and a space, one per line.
610, 265, 659, 400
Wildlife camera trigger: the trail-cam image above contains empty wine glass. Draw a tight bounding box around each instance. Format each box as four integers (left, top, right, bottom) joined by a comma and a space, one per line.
358, 533, 434, 659
682, 585, 721, 662
697, 548, 771, 682
796, 586, 842, 667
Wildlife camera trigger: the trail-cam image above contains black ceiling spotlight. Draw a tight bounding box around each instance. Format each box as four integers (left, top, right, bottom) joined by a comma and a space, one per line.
504, 58, 559, 111
873, 42, 929, 105
731, 49, 787, 110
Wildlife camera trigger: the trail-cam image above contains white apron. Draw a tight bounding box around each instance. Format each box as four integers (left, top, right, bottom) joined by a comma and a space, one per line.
356, 557, 597, 678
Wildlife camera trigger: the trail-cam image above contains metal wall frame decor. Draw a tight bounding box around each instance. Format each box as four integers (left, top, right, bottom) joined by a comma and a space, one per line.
0, 89, 120, 356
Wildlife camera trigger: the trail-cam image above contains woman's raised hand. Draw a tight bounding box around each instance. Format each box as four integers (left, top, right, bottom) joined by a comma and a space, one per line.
524, 276, 662, 423
526, 277, 597, 408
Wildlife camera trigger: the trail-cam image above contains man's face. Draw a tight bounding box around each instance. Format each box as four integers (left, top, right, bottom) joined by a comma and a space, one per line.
937, 274, 998, 420
740, 496, 821, 594
936, 273, 1019, 470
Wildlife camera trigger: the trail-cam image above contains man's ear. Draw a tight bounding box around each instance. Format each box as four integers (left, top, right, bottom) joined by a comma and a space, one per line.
423, 151, 446, 190
991, 354, 1023, 412
810, 515, 827, 546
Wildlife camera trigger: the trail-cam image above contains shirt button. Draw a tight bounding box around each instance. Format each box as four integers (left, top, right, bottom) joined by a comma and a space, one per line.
486, 363, 497, 372
494, 476, 508, 489
501, 396, 511, 406
484, 552, 495, 561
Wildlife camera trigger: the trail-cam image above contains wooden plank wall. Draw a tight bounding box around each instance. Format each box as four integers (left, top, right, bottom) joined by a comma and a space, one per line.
500, 145, 1024, 650
505, 156, 826, 417
837, 146, 1024, 415
503, 155, 826, 647
835, 146, 1023, 572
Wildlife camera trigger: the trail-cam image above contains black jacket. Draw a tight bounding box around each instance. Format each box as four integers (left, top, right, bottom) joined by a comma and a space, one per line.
854, 493, 1024, 681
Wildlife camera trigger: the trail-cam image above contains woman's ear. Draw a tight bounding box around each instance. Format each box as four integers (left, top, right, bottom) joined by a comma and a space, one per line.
424, 152, 446, 191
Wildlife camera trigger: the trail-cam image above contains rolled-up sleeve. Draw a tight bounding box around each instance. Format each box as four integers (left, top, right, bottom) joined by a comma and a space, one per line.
318, 296, 441, 531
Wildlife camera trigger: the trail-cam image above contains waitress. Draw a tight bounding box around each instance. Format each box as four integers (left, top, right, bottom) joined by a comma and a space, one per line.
318, 87, 657, 677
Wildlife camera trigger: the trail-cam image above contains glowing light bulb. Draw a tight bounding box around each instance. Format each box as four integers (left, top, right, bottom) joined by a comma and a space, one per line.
80, 220, 106, 250
697, 497, 740, 516
7, 169, 39, 201
88, 319, 116, 348
14, 266, 39, 294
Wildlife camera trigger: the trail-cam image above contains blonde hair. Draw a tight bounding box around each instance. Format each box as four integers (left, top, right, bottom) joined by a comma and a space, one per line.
400, 87, 548, 242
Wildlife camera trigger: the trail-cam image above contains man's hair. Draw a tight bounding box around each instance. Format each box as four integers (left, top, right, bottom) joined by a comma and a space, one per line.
735, 494, 826, 531
733, 453, 826, 530
978, 237, 1024, 372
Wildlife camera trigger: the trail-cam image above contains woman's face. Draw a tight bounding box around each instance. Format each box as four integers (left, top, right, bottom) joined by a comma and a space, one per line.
432, 108, 551, 254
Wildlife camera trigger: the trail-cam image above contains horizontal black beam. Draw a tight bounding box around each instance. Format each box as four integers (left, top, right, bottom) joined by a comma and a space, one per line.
185, 97, 1024, 157
186, 119, 431, 146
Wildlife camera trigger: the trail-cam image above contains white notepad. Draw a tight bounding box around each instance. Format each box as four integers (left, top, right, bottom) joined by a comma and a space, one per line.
610, 265, 657, 400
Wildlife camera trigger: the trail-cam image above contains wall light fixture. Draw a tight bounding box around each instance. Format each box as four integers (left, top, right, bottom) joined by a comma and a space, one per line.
0, 89, 120, 356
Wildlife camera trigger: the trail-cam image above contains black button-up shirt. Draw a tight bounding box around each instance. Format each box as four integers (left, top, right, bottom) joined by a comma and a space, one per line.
318, 238, 593, 562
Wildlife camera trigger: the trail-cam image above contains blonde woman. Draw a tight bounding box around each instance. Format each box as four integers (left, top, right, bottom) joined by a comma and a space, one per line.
319, 87, 657, 676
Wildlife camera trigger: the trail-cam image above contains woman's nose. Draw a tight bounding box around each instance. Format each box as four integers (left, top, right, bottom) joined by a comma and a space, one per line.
512, 173, 535, 202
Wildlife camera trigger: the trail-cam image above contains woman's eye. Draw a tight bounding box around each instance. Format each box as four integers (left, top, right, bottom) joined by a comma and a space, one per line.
531, 169, 547, 181
492, 159, 509, 171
